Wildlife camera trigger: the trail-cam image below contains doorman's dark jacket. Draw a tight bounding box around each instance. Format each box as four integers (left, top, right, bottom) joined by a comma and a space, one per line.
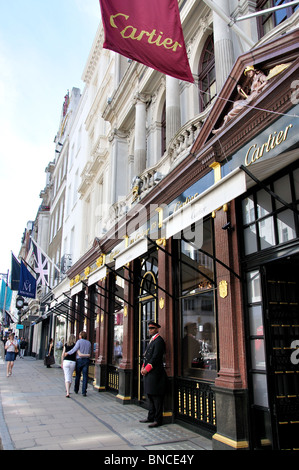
142, 334, 167, 395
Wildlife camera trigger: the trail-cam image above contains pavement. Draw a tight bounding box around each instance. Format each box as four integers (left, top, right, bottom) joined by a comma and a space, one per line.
0, 341, 212, 452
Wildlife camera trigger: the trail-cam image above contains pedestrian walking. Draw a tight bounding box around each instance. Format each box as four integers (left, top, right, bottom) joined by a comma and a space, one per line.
61, 334, 77, 397
44, 338, 55, 368
5, 333, 18, 377
64, 331, 91, 396
61, 334, 91, 397
19, 337, 28, 358
140, 320, 168, 427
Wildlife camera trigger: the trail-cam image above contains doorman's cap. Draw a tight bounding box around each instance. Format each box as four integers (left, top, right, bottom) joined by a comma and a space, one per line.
148, 320, 161, 328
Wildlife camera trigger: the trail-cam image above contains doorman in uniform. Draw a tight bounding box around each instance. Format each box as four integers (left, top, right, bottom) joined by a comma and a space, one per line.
140, 320, 167, 427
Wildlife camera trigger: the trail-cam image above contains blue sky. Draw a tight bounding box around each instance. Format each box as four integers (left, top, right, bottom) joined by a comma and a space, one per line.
0, 0, 100, 278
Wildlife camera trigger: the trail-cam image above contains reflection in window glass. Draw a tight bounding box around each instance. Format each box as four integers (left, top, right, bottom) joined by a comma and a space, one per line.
113, 311, 123, 366
257, 189, 272, 219
251, 339, 266, 370
259, 217, 275, 249
241, 166, 299, 256
259, 0, 295, 36
111, 273, 124, 367
273, 175, 292, 208
180, 219, 217, 380
277, 210, 296, 243
244, 225, 258, 255
248, 305, 263, 336
242, 196, 255, 224
252, 373, 269, 407
247, 271, 262, 303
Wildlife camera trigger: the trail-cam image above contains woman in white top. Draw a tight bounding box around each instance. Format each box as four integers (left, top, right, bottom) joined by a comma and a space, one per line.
5, 333, 18, 377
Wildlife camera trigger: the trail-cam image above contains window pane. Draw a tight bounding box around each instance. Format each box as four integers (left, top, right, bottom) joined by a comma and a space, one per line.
273, 175, 292, 208
251, 339, 266, 370
247, 270, 262, 303
209, 80, 217, 101
182, 291, 216, 379
180, 220, 216, 380
259, 217, 275, 249
242, 196, 255, 224
257, 189, 272, 218
275, 7, 287, 24
113, 312, 123, 366
202, 76, 208, 91
249, 305, 263, 336
277, 210, 296, 243
294, 169, 299, 199
252, 373, 269, 407
244, 225, 257, 254
262, 15, 274, 33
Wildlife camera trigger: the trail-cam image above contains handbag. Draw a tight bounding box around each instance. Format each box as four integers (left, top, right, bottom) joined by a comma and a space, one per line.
44, 355, 55, 366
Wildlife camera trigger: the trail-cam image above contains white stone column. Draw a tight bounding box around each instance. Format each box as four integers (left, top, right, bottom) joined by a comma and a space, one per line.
108, 130, 129, 205
166, 76, 181, 145
213, 0, 234, 92
134, 94, 148, 176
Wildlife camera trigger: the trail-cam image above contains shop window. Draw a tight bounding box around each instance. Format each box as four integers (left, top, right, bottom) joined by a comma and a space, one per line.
109, 270, 124, 367
257, 0, 298, 38
54, 316, 66, 364
241, 164, 299, 255
179, 218, 217, 380
246, 270, 268, 404
198, 35, 216, 112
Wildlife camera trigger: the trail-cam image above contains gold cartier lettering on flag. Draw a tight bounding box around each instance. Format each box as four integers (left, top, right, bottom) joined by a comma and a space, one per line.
99, 0, 194, 83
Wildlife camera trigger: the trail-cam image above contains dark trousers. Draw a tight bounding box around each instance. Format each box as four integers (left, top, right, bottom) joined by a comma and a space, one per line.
74, 358, 89, 394
147, 394, 164, 424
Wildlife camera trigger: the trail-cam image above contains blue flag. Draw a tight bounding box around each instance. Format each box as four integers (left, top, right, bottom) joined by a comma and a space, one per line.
10, 253, 21, 291
18, 261, 36, 299
0, 279, 12, 311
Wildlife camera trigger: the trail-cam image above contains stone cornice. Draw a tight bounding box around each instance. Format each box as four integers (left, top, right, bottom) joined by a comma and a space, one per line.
82, 26, 105, 85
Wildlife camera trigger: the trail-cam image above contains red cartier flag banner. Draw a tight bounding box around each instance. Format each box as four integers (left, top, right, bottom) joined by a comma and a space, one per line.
99, 0, 194, 83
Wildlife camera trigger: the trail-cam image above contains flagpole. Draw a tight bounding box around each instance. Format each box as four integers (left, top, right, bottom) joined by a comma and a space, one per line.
234, 1, 299, 21
201, 0, 255, 48
29, 236, 61, 273
21, 257, 37, 277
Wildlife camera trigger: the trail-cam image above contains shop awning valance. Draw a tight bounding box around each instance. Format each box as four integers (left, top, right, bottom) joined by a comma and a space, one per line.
163, 167, 247, 239
114, 236, 148, 270
88, 266, 107, 286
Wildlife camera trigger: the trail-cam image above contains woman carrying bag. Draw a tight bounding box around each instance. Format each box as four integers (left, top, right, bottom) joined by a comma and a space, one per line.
5, 333, 18, 377
44, 338, 55, 368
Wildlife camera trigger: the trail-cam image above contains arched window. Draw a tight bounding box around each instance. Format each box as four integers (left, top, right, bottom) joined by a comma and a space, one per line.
198, 35, 216, 112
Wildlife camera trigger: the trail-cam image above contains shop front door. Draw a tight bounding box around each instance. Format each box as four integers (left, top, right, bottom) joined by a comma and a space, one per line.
265, 259, 299, 450
138, 297, 156, 402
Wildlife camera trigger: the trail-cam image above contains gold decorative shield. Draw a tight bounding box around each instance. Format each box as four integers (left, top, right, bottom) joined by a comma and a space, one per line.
219, 280, 228, 298
159, 297, 165, 309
